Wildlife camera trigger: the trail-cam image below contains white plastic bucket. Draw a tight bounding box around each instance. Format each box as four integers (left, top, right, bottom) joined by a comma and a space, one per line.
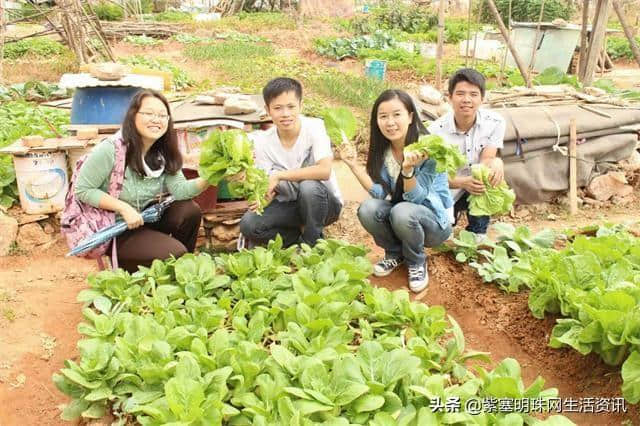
13, 151, 68, 214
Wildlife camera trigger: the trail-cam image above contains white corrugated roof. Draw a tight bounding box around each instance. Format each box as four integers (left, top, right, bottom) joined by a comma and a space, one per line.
59, 73, 164, 90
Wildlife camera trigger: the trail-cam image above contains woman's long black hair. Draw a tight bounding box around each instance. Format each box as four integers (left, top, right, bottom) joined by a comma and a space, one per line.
366, 89, 427, 194
121, 89, 182, 176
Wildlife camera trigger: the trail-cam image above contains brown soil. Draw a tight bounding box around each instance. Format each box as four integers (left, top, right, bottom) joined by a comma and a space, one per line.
3, 15, 640, 426
0, 241, 97, 426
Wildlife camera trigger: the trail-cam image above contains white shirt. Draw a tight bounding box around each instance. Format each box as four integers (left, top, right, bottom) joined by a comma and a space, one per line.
249, 115, 343, 205
428, 108, 506, 202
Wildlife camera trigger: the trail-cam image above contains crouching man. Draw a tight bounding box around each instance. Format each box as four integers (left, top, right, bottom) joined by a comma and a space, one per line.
240, 77, 343, 247
428, 68, 506, 234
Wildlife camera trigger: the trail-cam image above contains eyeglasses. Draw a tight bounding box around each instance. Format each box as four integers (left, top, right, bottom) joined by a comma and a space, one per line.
137, 111, 170, 121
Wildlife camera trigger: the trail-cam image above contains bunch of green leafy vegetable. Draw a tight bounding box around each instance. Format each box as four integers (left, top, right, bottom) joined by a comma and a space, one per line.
404, 134, 465, 177
3, 37, 69, 60
124, 35, 161, 46
321, 107, 358, 146
0, 81, 69, 102
468, 164, 515, 216
448, 223, 640, 403
0, 101, 69, 208
53, 237, 572, 424
119, 55, 194, 91
314, 30, 396, 60
199, 129, 269, 213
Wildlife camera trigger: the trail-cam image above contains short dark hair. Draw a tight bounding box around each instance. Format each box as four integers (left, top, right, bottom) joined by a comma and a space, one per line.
262, 77, 303, 106
448, 68, 486, 97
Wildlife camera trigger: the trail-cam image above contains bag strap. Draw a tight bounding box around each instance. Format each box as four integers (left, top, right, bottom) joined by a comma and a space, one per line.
106, 133, 127, 198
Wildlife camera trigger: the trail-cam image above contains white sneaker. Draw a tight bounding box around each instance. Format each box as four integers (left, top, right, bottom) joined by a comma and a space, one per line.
373, 256, 404, 277
408, 262, 428, 293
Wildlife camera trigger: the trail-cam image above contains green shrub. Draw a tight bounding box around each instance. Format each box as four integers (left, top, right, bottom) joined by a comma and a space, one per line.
351, 2, 437, 34
92, 1, 124, 21
478, 0, 574, 25
607, 36, 640, 60
314, 31, 395, 60
3, 37, 69, 60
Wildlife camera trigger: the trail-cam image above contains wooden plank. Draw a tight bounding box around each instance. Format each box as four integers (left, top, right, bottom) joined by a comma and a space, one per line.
578, 0, 590, 77
62, 124, 121, 133
582, 0, 610, 86
569, 118, 578, 216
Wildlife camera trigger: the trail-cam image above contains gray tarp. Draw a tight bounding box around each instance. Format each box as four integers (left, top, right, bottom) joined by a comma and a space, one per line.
496, 105, 640, 203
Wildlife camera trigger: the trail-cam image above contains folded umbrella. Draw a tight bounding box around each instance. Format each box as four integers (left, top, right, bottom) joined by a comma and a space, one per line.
67, 196, 175, 257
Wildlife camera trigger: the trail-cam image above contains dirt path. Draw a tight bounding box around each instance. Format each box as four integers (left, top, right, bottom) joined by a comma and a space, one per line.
0, 242, 97, 426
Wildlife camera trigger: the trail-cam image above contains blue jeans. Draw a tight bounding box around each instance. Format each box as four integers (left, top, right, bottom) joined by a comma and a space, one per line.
240, 180, 341, 247
454, 192, 490, 234
357, 199, 452, 266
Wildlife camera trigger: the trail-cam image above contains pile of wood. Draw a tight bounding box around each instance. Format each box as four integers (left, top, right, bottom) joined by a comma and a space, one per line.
101, 21, 182, 39
486, 85, 639, 111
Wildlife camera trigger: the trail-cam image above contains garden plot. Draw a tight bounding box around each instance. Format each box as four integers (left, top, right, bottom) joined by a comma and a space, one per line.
2, 3, 640, 425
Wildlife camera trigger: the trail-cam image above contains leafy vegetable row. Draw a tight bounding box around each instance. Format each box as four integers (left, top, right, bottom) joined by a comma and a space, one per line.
447, 223, 640, 403
54, 237, 571, 425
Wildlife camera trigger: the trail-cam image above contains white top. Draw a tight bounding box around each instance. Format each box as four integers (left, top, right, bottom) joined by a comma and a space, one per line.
249, 115, 343, 205
428, 108, 506, 202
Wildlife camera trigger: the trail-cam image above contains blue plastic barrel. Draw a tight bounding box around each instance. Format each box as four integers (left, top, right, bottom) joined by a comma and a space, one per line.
364, 59, 387, 81
70, 86, 142, 125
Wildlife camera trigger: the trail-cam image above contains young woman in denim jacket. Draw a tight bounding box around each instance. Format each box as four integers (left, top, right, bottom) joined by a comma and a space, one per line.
338, 89, 453, 292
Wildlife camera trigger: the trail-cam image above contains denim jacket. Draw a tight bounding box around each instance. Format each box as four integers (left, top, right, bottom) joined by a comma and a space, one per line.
369, 158, 453, 229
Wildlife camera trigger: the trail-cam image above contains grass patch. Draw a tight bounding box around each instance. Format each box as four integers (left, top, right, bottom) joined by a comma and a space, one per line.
4, 37, 70, 60
184, 40, 275, 61
190, 11, 296, 32
308, 71, 390, 111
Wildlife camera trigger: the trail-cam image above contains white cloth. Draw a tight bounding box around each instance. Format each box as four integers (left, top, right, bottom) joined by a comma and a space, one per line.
428, 108, 506, 202
142, 154, 164, 178
249, 115, 343, 205
384, 148, 401, 186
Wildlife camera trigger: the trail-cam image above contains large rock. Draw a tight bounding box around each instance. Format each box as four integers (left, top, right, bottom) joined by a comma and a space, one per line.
0, 213, 19, 256
223, 96, 258, 115
16, 222, 51, 250
213, 224, 240, 242
587, 172, 633, 201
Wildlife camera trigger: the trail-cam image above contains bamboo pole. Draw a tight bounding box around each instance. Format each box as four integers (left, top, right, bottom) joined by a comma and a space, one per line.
527, 0, 546, 78
569, 118, 578, 216
436, 0, 445, 90
578, 0, 589, 77
485, 0, 533, 87
582, 0, 610, 86
465, 0, 472, 66
497, 0, 512, 86
612, 0, 640, 67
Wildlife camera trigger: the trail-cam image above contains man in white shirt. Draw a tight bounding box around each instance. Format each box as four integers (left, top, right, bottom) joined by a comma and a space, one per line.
240, 77, 343, 247
428, 68, 505, 234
